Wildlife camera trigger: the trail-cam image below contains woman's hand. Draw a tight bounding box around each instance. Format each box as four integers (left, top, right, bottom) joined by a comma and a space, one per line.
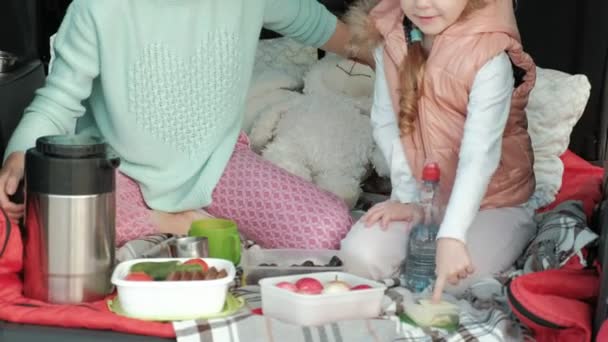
432, 238, 474, 302
322, 21, 375, 68
0, 152, 25, 220
362, 200, 422, 229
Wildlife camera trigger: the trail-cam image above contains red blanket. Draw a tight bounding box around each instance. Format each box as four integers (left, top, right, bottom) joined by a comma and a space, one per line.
0, 273, 175, 337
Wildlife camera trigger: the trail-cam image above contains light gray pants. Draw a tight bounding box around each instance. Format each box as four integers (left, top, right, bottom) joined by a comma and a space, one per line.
339, 207, 536, 295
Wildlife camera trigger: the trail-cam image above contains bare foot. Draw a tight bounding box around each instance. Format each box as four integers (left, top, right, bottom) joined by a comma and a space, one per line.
150, 209, 214, 236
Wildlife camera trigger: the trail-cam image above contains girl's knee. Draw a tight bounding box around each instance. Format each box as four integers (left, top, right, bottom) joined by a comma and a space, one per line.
341, 230, 384, 274
340, 241, 398, 280
339, 221, 408, 280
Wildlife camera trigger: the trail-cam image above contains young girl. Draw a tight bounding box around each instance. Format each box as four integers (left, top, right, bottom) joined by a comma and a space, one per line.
0, 0, 362, 248
340, 0, 537, 300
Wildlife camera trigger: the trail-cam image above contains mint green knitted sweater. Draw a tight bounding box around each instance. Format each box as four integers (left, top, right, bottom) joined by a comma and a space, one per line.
6, 0, 337, 211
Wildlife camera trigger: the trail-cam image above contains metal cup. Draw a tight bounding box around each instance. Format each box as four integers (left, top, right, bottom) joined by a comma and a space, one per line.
168, 236, 209, 258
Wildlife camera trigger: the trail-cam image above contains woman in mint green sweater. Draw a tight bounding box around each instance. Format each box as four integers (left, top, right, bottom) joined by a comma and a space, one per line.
0, 0, 364, 248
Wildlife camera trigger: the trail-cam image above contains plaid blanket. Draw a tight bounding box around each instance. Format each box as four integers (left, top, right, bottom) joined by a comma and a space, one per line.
114, 200, 597, 342
172, 286, 532, 342
515, 200, 598, 274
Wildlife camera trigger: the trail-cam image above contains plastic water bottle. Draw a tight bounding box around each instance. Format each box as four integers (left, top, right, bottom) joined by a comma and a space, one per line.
400, 162, 441, 293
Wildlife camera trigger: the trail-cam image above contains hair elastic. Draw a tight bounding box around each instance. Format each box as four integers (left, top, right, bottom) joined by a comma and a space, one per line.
403, 17, 422, 45
409, 28, 423, 43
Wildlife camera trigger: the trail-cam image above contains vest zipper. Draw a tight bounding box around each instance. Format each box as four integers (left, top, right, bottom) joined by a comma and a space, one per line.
417, 101, 430, 161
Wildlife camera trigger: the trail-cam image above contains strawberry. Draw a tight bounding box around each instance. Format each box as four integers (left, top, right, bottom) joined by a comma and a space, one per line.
125, 271, 154, 281
183, 258, 209, 272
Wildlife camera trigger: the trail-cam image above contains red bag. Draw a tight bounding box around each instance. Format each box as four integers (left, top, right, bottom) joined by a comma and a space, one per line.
507, 268, 599, 342
0, 207, 175, 338
598, 320, 608, 342
0, 208, 22, 274
540, 150, 604, 219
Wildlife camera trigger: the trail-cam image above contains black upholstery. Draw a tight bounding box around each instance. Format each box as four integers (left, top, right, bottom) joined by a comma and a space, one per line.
515, 1, 608, 162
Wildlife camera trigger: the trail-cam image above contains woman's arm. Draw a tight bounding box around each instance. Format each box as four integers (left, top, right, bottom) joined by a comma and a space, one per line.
322, 21, 374, 67
263, 0, 338, 48
262, 0, 373, 66
4, 0, 99, 160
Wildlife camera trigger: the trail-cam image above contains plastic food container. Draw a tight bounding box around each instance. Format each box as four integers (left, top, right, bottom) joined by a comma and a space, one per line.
260, 271, 386, 326
241, 249, 344, 285
111, 258, 235, 319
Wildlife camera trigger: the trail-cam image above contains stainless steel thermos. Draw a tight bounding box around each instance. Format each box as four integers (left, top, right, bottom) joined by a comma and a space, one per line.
23, 135, 120, 304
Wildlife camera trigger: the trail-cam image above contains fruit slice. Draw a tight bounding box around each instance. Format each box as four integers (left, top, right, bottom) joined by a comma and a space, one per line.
404, 299, 459, 328
183, 258, 209, 272
125, 271, 154, 281
174, 264, 205, 273
130, 261, 180, 280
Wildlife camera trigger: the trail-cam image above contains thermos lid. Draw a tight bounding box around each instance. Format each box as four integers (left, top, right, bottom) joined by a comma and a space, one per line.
36, 135, 106, 158
26, 135, 120, 195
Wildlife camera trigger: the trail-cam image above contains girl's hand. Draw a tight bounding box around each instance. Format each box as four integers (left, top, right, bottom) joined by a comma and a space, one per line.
432, 238, 474, 303
362, 200, 422, 230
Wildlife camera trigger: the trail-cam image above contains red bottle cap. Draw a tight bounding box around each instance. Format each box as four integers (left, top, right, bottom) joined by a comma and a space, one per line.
422, 162, 440, 182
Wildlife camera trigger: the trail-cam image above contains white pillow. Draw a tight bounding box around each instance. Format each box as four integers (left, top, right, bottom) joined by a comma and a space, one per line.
525, 67, 591, 210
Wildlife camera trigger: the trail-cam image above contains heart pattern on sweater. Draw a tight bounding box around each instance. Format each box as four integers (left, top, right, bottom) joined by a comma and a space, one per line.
129, 33, 242, 156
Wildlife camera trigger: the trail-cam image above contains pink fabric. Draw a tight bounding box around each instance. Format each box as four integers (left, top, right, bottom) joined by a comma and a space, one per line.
115, 172, 158, 246
207, 134, 352, 249
115, 134, 352, 249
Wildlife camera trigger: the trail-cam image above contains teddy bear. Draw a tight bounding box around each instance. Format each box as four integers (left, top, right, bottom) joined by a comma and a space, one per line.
245, 53, 388, 208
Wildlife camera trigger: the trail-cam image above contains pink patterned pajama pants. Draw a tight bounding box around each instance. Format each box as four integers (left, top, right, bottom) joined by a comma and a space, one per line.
116, 134, 352, 248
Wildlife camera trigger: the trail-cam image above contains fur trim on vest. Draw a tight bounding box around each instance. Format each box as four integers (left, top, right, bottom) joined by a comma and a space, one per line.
344, 0, 384, 59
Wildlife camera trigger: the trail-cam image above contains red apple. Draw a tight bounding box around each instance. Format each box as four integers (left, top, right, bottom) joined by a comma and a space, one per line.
351, 284, 372, 290
295, 277, 324, 294
276, 281, 298, 292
